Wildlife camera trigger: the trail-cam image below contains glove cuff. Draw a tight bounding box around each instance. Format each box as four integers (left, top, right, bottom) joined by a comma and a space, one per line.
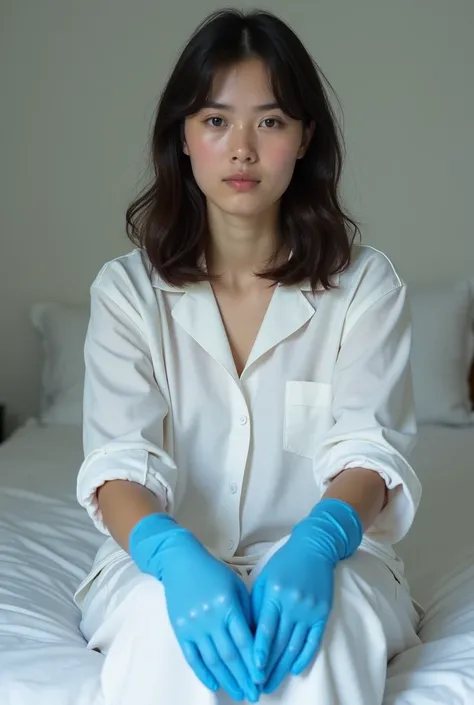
295, 498, 363, 562
128, 512, 190, 579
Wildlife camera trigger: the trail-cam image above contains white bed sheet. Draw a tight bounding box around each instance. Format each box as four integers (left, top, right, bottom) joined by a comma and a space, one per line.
0, 420, 473, 704
0, 421, 103, 704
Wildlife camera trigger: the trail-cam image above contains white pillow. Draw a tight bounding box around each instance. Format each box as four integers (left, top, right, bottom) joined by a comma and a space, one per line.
30, 280, 473, 428
408, 281, 474, 426
30, 302, 89, 426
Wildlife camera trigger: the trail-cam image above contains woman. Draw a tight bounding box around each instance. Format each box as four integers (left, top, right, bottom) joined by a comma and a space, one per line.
74, 9, 422, 705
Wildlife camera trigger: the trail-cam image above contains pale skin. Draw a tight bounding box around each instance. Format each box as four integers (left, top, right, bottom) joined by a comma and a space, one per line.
97, 57, 385, 556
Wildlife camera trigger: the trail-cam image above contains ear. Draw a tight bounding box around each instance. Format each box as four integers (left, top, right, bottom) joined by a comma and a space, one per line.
297, 121, 315, 159
181, 122, 189, 155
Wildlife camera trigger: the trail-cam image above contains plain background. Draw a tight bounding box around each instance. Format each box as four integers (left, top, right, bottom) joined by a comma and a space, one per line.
1, 0, 473, 428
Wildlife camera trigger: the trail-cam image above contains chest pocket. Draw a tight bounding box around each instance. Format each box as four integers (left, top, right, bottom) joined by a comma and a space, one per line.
283, 381, 334, 459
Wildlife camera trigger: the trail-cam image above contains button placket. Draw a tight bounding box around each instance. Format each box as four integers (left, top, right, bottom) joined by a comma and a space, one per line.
218, 388, 250, 559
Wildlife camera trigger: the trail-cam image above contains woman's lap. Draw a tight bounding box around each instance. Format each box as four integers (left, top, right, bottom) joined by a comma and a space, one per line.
78, 546, 421, 705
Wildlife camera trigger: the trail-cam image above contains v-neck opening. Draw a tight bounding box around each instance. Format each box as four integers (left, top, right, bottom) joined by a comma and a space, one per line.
171, 282, 316, 381
211, 284, 277, 381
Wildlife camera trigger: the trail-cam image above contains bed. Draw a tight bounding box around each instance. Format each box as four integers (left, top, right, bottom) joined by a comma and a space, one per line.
1, 282, 473, 704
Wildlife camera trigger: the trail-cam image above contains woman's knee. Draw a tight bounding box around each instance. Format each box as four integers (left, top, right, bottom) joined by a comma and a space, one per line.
334, 550, 397, 605
325, 552, 395, 641
327, 551, 417, 660
115, 576, 173, 641
81, 558, 168, 645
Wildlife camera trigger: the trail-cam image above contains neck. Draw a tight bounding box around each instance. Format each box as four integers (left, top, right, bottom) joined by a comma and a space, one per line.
206, 205, 283, 291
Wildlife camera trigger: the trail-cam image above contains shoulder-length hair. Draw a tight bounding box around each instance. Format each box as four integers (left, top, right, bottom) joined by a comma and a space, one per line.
126, 9, 360, 291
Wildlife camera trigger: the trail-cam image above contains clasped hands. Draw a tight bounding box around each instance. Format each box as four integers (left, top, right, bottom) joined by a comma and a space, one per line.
129, 499, 363, 702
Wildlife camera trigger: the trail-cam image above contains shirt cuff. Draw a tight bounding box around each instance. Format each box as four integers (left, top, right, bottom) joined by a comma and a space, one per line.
76, 448, 177, 535
317, 441, 422, 545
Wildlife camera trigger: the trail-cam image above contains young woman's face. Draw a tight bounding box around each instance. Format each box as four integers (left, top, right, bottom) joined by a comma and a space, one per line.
183, 58, 313, 220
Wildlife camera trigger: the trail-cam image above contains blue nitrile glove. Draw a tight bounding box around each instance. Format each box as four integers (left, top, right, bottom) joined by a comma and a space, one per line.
128, 513, 261, 703
251, 498, 363, 695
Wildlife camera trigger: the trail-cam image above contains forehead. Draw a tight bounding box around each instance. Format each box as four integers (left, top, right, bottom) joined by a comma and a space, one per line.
209, 59, 275, 103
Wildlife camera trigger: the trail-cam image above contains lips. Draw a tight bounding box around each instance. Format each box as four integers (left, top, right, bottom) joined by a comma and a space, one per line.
223, 173, 260, 191
223, 176, 260, 191
223, 173, 260, 183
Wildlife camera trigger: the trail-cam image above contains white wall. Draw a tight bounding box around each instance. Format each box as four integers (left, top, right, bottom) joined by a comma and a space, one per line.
1, 0, 473, 428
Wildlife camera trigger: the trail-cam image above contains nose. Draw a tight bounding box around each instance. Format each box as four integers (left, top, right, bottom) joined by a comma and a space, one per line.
229, 126, 257, 164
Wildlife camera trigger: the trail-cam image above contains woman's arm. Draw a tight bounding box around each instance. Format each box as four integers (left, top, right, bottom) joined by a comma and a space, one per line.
314, 281, 421, 544
77, 268, 177, 537
322, 467, 386, 532
97, 480, 166, 552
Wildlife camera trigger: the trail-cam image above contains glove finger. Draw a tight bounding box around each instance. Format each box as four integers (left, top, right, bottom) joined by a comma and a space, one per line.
180, 641, 219, 693
198, 634, 245, 701
213, 628, 259, 703
262, 617, 294, 686
263, 624, 308, 695
251, 576, 265, 625
291, 621, 325, 676
254, 594, 280, 676
228, 605, 262, 685
286, 622, 310, 666
236, 579, 253, 627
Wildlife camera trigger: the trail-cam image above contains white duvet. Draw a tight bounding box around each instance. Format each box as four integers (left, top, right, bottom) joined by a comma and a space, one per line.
0, 420, 473, 704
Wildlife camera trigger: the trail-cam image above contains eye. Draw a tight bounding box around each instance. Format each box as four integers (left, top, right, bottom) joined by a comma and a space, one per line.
260, 118, 283, 128
205, 117, 226, 128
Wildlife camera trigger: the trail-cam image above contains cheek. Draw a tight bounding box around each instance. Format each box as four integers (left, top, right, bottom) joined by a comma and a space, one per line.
187, 131, 225, 167
265, 142, 301, 189
187, 138, 226, 194
268, 141, 300, 171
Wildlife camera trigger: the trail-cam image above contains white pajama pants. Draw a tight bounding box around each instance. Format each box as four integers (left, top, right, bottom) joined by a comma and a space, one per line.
79, 539, 421, 705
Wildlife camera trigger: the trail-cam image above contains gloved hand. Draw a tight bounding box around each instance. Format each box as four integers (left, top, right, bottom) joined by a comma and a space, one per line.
129, 513, 260, 703
251, 498, 363, 695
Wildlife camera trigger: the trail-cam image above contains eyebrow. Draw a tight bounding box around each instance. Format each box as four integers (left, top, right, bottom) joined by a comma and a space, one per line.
202, 100, 281, 112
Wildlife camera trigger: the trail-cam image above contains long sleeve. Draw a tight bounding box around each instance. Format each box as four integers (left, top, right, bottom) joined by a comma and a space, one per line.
314, 283, 421, 544
76, 273, 177, 535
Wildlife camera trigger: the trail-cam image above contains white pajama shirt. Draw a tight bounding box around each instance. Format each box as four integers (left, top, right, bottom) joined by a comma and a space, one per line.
75, 243, 422, 605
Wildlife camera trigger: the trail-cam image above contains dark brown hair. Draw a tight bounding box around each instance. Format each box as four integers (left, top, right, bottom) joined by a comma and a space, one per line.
126, 9, 360, 291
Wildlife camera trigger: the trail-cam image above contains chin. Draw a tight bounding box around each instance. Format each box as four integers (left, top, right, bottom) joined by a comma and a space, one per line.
224, 205, 262, 217
216, 196, 272, 219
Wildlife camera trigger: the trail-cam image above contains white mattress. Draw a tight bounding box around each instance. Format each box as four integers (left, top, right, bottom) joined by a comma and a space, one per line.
0, 420, 473, 703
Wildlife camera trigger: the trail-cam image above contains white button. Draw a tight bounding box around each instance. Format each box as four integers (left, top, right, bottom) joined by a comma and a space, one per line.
239, 415, 248, 425
229, 482, 238, 494
227, 540, 235, 551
